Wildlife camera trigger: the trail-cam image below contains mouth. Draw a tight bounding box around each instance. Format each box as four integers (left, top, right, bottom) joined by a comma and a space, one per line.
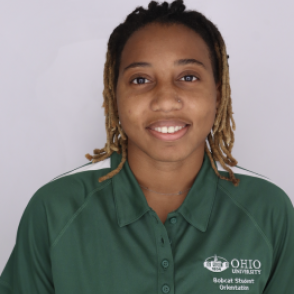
146, 120, 191, 141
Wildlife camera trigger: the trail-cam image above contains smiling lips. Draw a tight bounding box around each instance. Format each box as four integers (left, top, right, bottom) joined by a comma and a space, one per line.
147, 120, 190, 141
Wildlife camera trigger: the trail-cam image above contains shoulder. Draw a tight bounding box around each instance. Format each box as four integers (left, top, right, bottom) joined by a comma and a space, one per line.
51, 157, 111, 181
216, 161, 291, 208
30, 157, 112, 208
19, 157, 113, 247
215, 161, 294, 251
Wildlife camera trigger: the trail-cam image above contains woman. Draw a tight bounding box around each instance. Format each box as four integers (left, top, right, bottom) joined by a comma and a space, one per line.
0, 1, 293, 293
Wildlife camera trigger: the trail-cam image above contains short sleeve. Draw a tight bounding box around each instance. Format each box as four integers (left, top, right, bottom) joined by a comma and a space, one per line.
0, 192, 54, 293
263, 194, 294, 293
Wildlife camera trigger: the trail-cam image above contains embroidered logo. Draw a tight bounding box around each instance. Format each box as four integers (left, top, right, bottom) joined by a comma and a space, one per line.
204, 255, 230, 272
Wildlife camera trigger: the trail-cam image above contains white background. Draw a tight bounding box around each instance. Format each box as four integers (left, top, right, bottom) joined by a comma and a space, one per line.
0, 0, 293, 272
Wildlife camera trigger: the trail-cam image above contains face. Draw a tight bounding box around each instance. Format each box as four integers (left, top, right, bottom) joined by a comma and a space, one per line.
116, 23, 220, 163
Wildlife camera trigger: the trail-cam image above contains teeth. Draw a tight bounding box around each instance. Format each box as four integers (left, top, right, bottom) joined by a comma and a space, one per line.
167, 126, 174, 133
153, 126, 185, 134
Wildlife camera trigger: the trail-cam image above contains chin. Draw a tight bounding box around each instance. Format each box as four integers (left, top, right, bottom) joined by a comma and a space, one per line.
145, 148, 193, 163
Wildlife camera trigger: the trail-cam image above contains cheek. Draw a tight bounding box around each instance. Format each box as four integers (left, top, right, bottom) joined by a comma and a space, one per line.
192, 107, 215, 129
188, 92, 217, 127
118, 91, 149, 119
117, 96, 145, 134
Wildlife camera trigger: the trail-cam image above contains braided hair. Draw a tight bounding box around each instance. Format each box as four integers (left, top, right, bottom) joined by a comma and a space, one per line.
85, 0, 240, 186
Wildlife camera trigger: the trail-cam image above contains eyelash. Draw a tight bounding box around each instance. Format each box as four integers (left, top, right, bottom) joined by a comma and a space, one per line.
131, 75, 198, 85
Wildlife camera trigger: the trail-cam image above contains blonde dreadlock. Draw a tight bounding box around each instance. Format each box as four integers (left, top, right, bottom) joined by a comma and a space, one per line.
85, 52, 128, 182
85, 0, 240, 186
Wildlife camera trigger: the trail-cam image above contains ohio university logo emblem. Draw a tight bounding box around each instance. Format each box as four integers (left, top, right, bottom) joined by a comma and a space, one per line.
204, 255, 229, 272
204, 255, 262, 275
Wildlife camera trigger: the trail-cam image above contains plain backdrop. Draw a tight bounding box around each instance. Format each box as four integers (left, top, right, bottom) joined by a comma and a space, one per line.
0, 0, 293, 272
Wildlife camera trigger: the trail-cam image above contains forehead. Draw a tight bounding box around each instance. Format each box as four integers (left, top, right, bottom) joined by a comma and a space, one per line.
119, 22, 212, 69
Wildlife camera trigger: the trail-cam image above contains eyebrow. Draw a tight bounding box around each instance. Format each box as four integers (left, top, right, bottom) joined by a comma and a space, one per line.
124, 62, 151, 71
123, 58, 205, 72
174, 58, 205, 68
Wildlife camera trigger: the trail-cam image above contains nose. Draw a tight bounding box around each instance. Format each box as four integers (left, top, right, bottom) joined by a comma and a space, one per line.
150, 83, 182, 113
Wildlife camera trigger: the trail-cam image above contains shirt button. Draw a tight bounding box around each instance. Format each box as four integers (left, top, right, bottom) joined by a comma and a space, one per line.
161, 259, 169, 269
162, 284, 170, 293
170, 217, 177, 224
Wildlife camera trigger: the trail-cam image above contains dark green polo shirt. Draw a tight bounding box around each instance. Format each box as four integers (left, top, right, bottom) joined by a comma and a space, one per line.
0, 151, 293, 293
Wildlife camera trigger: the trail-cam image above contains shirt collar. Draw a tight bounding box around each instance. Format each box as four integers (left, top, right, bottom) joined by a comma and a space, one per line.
111, 151, 219, 232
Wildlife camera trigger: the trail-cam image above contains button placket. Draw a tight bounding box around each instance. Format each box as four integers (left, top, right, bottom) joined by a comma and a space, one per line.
169, 217, 177, 224
161, 259, 169, 270
152, 212, 174, 294
166, 213, 179, 252
162, 284, 170, 293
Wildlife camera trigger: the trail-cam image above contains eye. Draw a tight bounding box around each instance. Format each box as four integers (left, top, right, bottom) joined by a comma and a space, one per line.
132, 77, 150, 85
180, 75, 198, 82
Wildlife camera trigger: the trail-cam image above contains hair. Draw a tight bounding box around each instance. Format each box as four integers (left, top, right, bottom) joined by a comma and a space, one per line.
85, 0, 240, 187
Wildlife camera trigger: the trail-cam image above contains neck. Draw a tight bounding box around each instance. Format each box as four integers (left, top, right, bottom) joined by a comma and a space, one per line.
127, 142, 205, 195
